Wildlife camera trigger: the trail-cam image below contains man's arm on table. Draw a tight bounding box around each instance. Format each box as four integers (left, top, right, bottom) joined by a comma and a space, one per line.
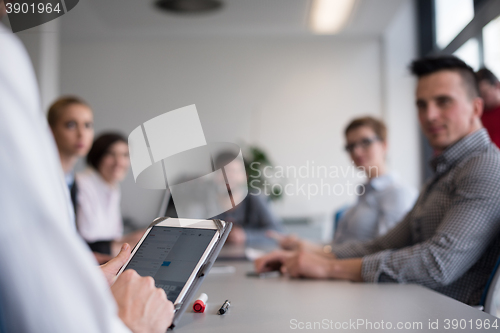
255, 208, 414, 280
253, 249, 363, 281
267, 199, 416, 258
257, 155, 500, 287
355, 155, 500, 287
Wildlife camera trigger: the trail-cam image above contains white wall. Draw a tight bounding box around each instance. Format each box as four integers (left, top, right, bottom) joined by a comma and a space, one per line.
382, 0, 421, 191
16, 19, 60, 112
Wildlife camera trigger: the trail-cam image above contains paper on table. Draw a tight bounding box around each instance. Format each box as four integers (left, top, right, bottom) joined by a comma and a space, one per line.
209, 266, 236, 274
245, 248, 267, 261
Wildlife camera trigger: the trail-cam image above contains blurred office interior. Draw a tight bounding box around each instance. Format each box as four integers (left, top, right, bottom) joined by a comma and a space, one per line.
2, 0, 499, 241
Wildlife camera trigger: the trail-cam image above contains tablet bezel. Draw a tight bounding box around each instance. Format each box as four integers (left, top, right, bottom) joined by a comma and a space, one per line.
116, 218, 223, 307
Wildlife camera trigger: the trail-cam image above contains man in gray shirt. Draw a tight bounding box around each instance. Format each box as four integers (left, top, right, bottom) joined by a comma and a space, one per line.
255, 56, 500, 306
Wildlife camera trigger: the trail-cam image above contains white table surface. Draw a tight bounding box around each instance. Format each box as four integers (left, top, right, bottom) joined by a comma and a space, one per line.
175, 261, 499, 332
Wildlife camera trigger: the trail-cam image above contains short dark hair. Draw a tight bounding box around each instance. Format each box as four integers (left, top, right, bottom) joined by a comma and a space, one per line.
476, 68, 500, 86
86, 132, 127, 170
410, 55, 479, 99
47, 96, 90, 128
344, 116, 387, 142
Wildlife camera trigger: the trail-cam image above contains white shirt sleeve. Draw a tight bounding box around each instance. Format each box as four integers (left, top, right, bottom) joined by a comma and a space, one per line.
0, 24, 131, 333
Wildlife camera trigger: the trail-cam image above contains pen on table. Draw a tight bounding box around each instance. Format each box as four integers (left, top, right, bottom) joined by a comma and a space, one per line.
218, 300, 231, 315
193, 293, 208, 313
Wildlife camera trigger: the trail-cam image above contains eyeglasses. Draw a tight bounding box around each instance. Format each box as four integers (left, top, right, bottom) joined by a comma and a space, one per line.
344, 137, 381, 153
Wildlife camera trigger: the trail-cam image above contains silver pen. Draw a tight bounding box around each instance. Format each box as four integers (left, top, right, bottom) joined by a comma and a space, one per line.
218, 300, 231, 315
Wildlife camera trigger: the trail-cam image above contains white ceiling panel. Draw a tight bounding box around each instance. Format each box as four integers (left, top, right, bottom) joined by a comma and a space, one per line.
61, 0, 408, 42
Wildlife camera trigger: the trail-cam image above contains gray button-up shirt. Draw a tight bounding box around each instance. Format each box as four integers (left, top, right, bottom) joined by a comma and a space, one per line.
333, 174, 418, 244
333, 128, 500, 305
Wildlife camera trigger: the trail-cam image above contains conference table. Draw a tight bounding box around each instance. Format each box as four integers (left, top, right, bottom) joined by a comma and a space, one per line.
176, 260, 499, 332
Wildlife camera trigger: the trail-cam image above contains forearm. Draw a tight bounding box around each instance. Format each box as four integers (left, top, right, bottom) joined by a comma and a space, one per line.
311, 243, 337, 259
333, 214, 412, 259
328, 258, 363, 282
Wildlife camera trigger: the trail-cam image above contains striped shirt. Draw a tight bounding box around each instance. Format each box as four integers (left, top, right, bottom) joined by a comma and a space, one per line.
333, 128, 500, 305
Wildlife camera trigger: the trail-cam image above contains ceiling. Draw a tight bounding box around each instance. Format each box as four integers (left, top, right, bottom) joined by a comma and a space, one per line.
60, 0, 408, 42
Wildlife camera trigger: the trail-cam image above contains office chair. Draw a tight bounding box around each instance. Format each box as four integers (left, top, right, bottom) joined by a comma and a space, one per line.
333, 205, 350, 234
0, 293, 4, 333
479, 254, 500, 317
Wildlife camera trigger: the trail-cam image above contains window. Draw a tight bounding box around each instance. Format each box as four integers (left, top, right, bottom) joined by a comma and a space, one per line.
453, 38, 480, 71
483, 15, 500, 78
435, 0, 474, 48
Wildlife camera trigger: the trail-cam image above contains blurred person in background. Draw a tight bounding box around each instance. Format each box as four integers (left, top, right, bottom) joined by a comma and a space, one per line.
212, 151, 284, 246
77, 133, 144, 259
272, 116, 417, 251
47, 96, 94, 215
48, 98, 133, 263
476, 68, 500, 148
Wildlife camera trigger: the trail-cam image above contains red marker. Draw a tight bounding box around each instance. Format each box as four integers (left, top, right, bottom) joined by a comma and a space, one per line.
193, 293, 208, 313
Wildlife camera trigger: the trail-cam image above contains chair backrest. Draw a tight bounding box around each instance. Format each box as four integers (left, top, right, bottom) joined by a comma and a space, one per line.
333, 205, 350, 233
0, 294, 5, 333
481, 255, 500, 317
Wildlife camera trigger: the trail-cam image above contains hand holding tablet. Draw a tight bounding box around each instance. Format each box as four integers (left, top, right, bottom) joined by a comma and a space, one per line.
116, 217, 232, 328
112, 269, 175, 332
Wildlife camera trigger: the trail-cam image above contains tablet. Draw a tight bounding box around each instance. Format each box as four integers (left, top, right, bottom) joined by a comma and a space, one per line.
116, 218, 224, 307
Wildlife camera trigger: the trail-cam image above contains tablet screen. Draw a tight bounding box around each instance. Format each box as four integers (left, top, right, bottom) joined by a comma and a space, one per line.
124, 226, 217, 302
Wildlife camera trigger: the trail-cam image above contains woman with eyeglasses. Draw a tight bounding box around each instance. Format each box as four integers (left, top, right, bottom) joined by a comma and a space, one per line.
272, 116, 418, 250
